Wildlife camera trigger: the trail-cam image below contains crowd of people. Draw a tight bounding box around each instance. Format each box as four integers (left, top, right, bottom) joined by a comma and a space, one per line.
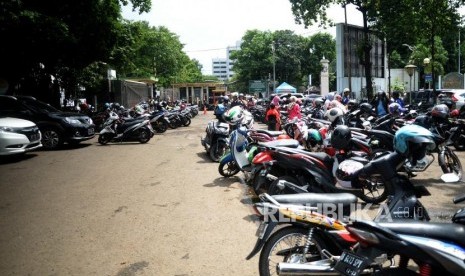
212, 88, 415, 131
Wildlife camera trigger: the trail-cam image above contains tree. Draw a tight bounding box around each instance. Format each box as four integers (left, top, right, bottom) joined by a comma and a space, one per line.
230, 29, 317, 93
0, 0, 151, 102
289, 0, 377, 99
302, 33, 336, 88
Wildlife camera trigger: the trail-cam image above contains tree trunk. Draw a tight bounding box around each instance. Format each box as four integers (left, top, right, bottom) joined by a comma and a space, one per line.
362, 10, 374, 100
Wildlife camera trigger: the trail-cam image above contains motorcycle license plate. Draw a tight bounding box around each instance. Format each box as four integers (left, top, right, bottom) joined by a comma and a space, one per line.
255, 222, 268, 239
334, 250, 371, 276
88, 128, 95, 135
259, 169, 267, 176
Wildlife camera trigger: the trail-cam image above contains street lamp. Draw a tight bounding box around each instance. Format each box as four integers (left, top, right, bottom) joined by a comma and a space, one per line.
404, 64, 417, 104
423, 57, 431, 89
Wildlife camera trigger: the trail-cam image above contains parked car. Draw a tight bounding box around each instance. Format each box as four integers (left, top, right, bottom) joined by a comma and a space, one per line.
0, 96, 95, 149
448, 89, 465, 110
0, 117, 42, 156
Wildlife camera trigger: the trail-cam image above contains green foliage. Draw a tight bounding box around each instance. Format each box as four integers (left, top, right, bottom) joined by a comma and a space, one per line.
390, 79, 405, 92
231, 29, 335, 93
0, 0, 151, 98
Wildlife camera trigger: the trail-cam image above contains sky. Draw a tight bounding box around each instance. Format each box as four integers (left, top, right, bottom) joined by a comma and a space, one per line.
122, 0, 364, 75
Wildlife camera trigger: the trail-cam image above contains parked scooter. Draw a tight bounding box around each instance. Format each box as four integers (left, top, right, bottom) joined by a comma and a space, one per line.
98, 110, 154, 144
338, 189, 465, 276
247, 124, 440, 276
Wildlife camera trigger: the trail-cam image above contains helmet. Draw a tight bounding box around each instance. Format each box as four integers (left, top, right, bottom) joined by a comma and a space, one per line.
431, 104, 449, 119
134, 104, 144, 115
335, 94, 342, 102
451, 109, 460, 117
223, 106, 244, 125
347, 99, 358, 111
331, 125, 352, 150
326, 92, 335, 102
307, 129, 322, 147
360, 103, 373, 114
388, 102, 401, 115
313, 97, 324, 107
394, 124, 435, 155
413, 115, 431, 129
104, 103, 111, 109
336, 159, 364, 188
325, 107, 344, 122
112, 103, 120, 109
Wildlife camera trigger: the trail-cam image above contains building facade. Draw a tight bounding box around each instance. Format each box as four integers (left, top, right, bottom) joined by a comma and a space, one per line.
212, 41, 241, 81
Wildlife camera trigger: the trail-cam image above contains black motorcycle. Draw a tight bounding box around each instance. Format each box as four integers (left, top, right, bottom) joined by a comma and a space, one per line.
98, 111, 154, 144
201, 120, 230, 162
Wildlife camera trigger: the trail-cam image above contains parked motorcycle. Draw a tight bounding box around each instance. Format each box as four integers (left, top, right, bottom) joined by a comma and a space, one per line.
149, 110, 170, 133
98, 110, 154, 144
337, 190, 465, 276
247, 124, 443, 276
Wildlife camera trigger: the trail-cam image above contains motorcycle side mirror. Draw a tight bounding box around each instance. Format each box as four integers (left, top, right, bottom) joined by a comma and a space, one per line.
441, 173, 460, 183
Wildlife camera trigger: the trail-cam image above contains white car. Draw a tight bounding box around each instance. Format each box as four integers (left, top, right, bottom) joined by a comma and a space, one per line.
0, 117, 42, 156
449, 89, 465, 110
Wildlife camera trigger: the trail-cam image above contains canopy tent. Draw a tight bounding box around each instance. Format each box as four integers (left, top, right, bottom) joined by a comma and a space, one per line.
275, 82, 297, 94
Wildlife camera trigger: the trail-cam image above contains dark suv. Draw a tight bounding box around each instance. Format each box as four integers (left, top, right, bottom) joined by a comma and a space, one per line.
0, 95, 95, 149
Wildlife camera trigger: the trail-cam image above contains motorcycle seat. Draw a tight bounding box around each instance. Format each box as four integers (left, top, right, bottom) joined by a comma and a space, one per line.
272, 193, 358, 207
259, 139, 300, 148
378, 221, 465, 248
122, 119, 146, 127
254, 129, 283, 137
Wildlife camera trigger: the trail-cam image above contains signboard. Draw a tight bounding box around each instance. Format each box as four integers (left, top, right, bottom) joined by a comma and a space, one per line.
424, 73, 432, 82
249, 80, 267, 93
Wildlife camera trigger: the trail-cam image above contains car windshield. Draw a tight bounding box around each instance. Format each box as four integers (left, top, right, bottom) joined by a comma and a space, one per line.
19, 98, 59, 113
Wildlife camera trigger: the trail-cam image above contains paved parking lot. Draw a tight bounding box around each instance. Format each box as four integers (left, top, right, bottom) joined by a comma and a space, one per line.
0, 111, 464, 275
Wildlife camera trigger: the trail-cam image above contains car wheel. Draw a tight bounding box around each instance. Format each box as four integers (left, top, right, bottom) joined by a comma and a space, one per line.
41, 128, 63, 149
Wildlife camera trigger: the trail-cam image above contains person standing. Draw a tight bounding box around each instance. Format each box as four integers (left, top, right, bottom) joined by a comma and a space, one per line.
265, 103, 281, 130
372, 91, 389, 117
287, 96, 302, 120
342, 88, 351, 105
391, 91, 405, 108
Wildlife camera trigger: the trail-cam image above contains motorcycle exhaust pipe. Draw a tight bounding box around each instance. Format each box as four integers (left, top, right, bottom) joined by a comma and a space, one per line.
277, 261, 339, 276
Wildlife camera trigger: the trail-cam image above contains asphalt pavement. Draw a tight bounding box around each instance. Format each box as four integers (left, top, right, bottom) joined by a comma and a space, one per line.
0, 111, 464, 275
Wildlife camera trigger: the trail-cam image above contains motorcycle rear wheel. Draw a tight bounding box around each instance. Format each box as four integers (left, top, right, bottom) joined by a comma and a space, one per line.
258, 226, 327, 276
218, 161, 240, 177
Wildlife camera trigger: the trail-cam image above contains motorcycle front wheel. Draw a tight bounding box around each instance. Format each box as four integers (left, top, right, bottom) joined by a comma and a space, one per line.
258, 226, 327, 276
439, 149, 463, 181
358, 175, 389, 204
182, 117, 191, 127
98, 134, 111, 145
218, 161, 240, 177
209, 141, 227, 162
138, 129, 151, 144
153, 121, 168, 133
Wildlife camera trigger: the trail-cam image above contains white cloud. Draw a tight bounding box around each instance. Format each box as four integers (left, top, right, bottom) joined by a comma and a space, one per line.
122, 0, 363, 74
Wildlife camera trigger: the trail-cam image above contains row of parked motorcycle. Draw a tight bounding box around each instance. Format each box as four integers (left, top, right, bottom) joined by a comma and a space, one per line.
200, 100, 465, 275
94, 102, 199, 145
